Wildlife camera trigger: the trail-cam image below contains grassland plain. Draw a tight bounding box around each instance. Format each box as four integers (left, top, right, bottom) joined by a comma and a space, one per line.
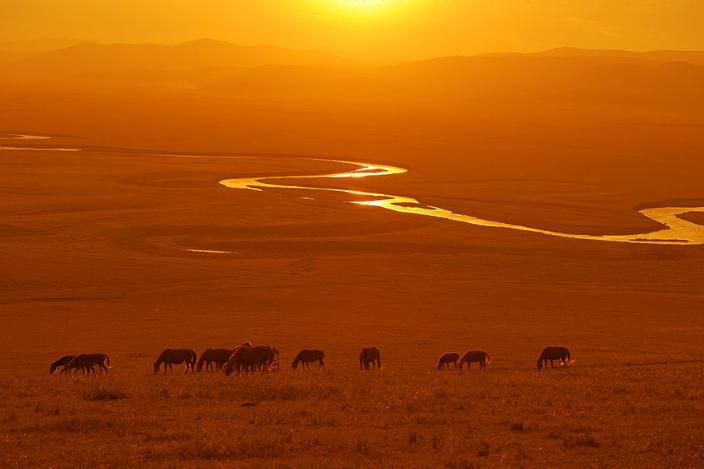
2, 354, 704, 468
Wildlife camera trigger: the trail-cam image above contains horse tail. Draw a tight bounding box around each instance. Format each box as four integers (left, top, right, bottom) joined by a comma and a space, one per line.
485, 353, 492, 365
104, 354, 112, 368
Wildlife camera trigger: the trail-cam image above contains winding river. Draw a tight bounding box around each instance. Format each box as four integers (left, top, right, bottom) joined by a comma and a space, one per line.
3, 133, 704, 245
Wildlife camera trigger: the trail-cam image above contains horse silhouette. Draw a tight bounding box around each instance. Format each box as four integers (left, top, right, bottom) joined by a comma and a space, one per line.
50, 355, 75, 375
536, 346, 573, 370
196, 349, 232, 372
458, 350, 491, 371
359, 347, 381, 370
292, 349, 324, 370
437, 352, 460, 370
61, 353, 111, 376
153, 349, 196, 374
224, 345, 277, 376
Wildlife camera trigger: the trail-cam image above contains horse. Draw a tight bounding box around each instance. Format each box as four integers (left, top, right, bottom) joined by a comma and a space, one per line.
458, 350, 491, 371
153, 349, 197, 374
437, 352, 460, 370
224, 345, 277, 376
61, 353, 111, 376
196, 349, 232, 372
536, 346, 573, 370
292, 349, 324, 370
359, 346, 381, 370
50, 355, 75, 375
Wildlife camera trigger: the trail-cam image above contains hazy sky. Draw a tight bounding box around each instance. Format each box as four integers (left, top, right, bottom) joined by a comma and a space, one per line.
2, 0, 703, 59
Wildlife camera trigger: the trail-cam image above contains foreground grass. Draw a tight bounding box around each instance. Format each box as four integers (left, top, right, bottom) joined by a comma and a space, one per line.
1, 363, 703, 468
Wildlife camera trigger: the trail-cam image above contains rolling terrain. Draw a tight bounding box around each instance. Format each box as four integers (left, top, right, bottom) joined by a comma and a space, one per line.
1, 40, 703, 467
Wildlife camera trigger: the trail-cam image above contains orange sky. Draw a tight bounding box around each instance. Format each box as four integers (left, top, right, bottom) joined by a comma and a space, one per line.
2, 0, 703, 59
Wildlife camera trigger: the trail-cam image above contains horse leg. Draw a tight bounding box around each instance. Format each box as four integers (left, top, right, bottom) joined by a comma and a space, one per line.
319, 359, 324, 369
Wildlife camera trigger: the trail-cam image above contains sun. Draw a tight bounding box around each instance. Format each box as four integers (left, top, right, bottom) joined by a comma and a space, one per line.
340, 0, 387, 7
333, 0, 394, 14
316, 0, 400, 19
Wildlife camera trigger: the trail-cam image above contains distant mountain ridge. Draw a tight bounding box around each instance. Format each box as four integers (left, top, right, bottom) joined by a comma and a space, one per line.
2, 39, 703, 116
2, 38, 347, 78
481, 47, 704, 65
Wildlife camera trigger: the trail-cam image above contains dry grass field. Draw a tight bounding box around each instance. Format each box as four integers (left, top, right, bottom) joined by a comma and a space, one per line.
3, 359, 704, 468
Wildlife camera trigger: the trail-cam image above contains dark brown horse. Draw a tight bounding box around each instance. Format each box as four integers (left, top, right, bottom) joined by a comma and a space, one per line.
224, 345, 277, 376
50, 355, 75, 375
437, 352, 460, 370
359, 346, 381, 370
292, 349, 324, 370
458, 350, 491, 371
153, 349, 197, 374
536, 346, 573, 370
61, 353, 111, 376
196, 349, 232, 372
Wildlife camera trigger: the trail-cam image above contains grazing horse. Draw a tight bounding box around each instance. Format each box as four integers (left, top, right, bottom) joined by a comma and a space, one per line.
153, 349, 197, 374
292, 349, 324, 370
458, 350, 491, 371
224, 345, 277, 376
359, 346, 381, 370
437, 352, 460, 370
50, 355, 75, 375
61, 353, 111, 376
196, 349, 232, 372
536, 346, 572, 370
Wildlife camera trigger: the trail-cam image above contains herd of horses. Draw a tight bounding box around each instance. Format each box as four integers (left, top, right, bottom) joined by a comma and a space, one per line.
49, 345, 574, 376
